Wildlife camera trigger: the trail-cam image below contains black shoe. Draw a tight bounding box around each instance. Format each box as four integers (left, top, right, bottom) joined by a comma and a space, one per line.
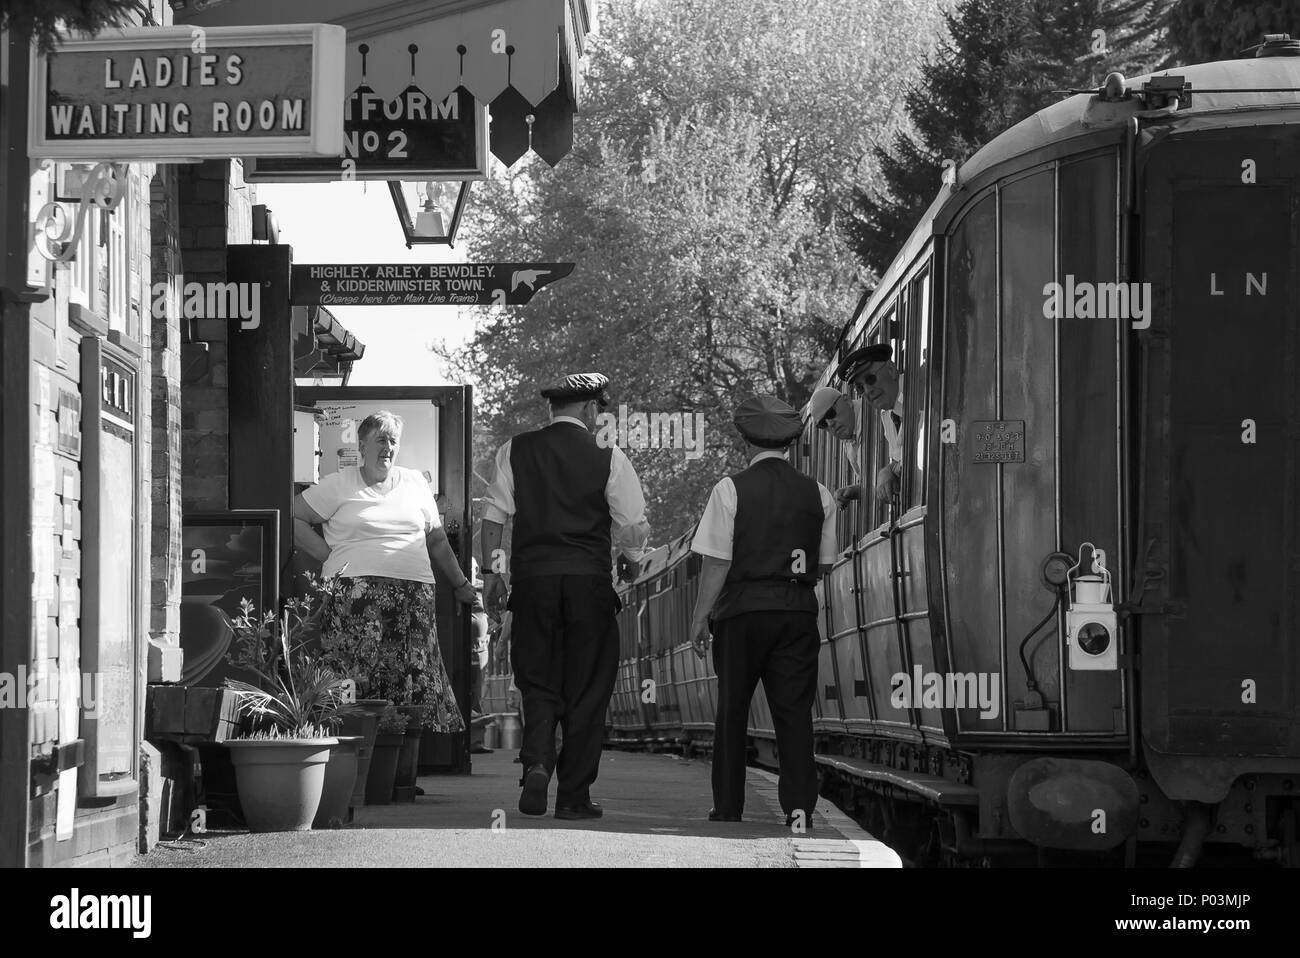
518, 764, 549, 816
554, 800, 603, 820
708, 808, 742, 822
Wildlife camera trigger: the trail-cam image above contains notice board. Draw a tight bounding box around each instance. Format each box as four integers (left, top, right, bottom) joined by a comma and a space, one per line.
79, 337, 141, 796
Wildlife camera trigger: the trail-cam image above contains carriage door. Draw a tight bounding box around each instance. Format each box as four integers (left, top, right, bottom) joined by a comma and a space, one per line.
1139, 131, 1300, 776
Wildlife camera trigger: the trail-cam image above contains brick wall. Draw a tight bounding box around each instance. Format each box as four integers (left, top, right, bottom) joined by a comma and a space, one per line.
178, 159, 254, 511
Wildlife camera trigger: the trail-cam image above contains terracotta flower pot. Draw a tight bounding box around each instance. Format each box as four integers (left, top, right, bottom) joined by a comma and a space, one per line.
228, 738, 336, 832
313, 736, 361, 829
365, 732, 405, 806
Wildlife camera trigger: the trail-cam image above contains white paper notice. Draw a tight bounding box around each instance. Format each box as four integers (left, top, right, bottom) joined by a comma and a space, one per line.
33, 600, 49, 661
55, 768, 77, 840
32, 525, 55, 601
32, 446, 56, 518
36, 365, 51, 444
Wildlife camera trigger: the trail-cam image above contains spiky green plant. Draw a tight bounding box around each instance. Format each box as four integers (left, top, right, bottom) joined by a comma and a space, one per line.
224, 575, 358, 739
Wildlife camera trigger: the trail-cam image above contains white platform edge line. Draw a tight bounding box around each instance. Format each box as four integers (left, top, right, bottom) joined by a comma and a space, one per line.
747, 766, 902, 868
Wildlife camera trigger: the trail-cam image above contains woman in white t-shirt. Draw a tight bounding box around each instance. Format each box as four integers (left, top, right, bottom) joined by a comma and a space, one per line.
294, 410, 476, 732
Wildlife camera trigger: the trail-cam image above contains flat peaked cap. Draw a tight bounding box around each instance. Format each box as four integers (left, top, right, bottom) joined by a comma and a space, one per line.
540, 372, 611, 406
834, 343, 892, 383
806, 386, 842, 423
734, 395, 803, 445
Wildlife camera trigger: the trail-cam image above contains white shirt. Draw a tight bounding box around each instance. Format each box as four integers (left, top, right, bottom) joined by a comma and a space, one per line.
880, 391, 905, 472
843, 397, 865, 478
301, 465, 440, 583
481, 416, 651, 556
690, 451, 839, 565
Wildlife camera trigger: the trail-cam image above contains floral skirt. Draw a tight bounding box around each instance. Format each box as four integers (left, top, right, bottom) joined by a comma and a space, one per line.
319, 576, 465, 733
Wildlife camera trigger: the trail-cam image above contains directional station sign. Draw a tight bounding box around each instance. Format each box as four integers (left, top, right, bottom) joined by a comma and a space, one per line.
291, 263, 574, 307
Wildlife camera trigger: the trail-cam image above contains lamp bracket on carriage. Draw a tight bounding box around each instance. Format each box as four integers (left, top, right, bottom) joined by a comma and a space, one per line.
1140, 76, 1192, 111
1064, 543, 1118, 671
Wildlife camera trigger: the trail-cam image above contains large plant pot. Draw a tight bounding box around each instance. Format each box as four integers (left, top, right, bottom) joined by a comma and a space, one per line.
313, 736, 361, 829
340, 699, 391, 811
228, 738, 336, 832
366, 732, 405, 806
393, 726, 424, 802
394, 706, 426, 794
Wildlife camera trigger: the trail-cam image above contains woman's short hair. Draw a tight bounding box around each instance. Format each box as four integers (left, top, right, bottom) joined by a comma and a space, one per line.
358, 411, 404, 443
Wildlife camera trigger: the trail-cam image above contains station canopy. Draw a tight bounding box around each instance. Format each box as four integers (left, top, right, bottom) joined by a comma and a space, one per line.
175, 0, 594, 165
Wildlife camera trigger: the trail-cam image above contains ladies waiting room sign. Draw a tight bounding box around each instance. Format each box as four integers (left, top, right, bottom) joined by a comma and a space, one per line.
28, 24, 346, 161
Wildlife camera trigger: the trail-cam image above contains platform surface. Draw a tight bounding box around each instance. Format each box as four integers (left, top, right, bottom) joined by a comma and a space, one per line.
134, 749, 899, 868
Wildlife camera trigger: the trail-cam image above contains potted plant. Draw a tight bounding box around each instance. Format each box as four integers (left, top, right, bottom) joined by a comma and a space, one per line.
339, 700, 389, 814
317, 591, 437, 803
393, 704, 428, 802
222, 582, 357, 832
365, 705, 409, 806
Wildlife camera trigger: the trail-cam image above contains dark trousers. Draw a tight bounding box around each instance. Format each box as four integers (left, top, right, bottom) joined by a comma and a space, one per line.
509, 574, 619, 805
711, 610, 819, 819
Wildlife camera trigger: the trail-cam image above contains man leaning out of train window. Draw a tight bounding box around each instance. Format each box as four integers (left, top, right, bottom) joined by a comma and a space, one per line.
807, 385, 863, 508
832, 343, 903, 505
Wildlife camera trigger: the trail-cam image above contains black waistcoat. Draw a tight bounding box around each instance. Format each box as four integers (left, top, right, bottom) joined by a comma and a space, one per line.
509, 421, 613, 580
713, 457, 823, 620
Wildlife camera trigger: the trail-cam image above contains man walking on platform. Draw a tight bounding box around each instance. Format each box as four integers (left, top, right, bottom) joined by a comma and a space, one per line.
689, 396, 838, 827
481, 373, 651, 820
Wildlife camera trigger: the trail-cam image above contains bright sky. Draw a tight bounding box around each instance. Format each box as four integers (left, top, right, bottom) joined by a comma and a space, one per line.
253, 180, 478, 387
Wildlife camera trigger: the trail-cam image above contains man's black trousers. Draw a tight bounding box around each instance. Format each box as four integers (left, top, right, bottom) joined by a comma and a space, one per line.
509, 574, 619, 806
711, 610, 820, 820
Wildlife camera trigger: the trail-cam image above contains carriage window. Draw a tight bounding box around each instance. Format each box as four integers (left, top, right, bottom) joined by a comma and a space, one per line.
906, 269, 931, 508
831, 403, 854, 551
862, 313, 896, 533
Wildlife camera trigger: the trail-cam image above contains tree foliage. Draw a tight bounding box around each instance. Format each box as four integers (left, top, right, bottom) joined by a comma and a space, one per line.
842, 0, 1176, 274
0, 0, 153, 52
446, 0, 943, 541
1168, 0, 1300, 64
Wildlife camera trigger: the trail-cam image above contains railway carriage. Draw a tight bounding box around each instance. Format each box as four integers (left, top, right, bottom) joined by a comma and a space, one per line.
488, 44, 1300, 865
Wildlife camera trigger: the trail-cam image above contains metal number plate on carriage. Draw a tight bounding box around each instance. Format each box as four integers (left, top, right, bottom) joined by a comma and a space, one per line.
971, 420, 1025, 463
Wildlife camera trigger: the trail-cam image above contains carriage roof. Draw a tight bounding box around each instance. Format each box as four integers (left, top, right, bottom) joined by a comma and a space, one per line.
827, 55, 1300, 375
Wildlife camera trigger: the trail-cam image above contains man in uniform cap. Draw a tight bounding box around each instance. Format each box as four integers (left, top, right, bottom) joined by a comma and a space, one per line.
481, 372, 651, 819
806, 385, 865, 508
834, 343, 905, 504
689, 395, 838, 826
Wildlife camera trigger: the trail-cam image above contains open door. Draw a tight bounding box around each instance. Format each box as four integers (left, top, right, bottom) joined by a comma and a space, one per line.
295, 386, 474, 774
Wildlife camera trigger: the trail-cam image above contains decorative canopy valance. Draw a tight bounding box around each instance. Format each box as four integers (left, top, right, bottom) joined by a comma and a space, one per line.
176, 0, 593, 165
